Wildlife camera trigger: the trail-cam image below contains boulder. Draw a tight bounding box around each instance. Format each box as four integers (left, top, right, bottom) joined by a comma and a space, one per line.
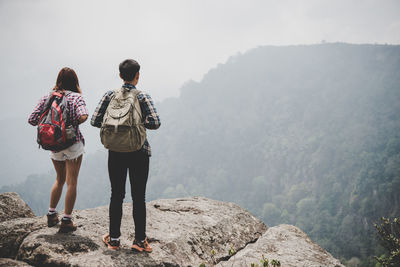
0, 217, 45, 258
0, 193, 344, 267
0, 258, 32, 266
0, 192, 35, 222
16, 197, 267, 266
217, 224, 344, 267
0, 192, 44, 258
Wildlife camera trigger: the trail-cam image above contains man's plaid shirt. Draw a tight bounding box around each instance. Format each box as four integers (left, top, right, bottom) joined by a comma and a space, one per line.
90, 84, 161, 156
28, 91, 89, 144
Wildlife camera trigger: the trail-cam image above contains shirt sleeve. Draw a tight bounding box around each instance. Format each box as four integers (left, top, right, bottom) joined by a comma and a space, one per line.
90, 91, 113, 128
138, 92, 161, 130
28, 95, 48, 126
73, 95, 89, 121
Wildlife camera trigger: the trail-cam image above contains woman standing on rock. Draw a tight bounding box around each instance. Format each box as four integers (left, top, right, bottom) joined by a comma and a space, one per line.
28, 67, 89, 233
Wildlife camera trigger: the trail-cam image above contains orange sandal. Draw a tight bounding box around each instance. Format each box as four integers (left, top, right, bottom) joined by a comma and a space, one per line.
131, 237, 152, 252
102, 233, 120, 250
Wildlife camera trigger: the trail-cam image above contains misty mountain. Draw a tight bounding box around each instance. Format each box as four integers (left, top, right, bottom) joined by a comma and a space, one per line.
2, 43, 400, 266
148, 44, 399, 264
0, 116, 103, 187
0, 118, 50, 186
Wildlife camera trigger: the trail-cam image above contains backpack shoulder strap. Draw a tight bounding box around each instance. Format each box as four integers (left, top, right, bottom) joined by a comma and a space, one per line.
131, 88, 141, 98
130, 89, 143, 117
111, 87, 124, 99
113, 87, 123, 93
63, 90, 73, 96
118, 87, 141, 100
42, 91, 58, 112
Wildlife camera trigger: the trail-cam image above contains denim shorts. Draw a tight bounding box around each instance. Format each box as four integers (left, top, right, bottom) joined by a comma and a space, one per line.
50, 141, 85, 161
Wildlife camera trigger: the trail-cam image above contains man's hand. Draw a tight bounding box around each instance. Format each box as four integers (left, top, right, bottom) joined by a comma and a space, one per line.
78, 115, 88, 124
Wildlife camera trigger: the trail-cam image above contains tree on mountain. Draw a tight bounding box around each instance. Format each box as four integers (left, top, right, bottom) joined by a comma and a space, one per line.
374, 217, 400, 266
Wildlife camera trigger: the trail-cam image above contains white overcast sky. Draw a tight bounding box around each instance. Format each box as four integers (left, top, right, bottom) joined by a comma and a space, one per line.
0, 0, 399, 119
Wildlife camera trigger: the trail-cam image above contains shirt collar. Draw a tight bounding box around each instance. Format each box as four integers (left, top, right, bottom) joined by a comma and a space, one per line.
122, 83, 136, 90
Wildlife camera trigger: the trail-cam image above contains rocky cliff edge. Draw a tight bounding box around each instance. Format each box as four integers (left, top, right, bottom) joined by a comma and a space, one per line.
0, 192, 343, 267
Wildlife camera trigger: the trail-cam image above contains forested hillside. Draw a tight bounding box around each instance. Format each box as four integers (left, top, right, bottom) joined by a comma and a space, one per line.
148, 43, 400, 265
2, 43, 399, 266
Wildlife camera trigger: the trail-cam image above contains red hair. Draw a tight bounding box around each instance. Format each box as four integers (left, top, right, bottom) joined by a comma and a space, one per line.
54, 67, 81, 93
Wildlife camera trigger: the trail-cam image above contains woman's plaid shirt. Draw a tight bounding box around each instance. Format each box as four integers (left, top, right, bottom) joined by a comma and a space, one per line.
28, 91, 89, 144
90, 84, 161, 156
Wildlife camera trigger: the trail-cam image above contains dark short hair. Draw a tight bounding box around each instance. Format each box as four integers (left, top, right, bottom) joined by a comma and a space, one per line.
119, 59, 140, 81
54, 67, 81, 93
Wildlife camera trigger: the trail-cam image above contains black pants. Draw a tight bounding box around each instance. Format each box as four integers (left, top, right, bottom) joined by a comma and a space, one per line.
108, 150, 149, 241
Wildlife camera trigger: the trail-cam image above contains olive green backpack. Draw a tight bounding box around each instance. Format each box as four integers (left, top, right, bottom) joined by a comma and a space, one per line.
100, 87, 146, 152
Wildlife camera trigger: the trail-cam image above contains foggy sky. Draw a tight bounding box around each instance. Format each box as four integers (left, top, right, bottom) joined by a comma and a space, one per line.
0, 0, 399, 120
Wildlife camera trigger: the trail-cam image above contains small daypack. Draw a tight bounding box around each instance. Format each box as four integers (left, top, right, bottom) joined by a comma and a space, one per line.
37, 91, 76, 151
100, 87, 146, 152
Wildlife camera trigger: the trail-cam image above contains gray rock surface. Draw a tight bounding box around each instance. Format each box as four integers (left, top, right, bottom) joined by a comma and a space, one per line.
0, 193, 344, 267
15, 197, 267, 266
0, 216, 45, 258
0, 258, 32, 266
0, 192, 35, 222
217, 224, 344, 267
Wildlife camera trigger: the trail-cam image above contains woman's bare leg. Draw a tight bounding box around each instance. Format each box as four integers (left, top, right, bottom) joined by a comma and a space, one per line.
50, 159, 67, 209
64, 155, 83, 215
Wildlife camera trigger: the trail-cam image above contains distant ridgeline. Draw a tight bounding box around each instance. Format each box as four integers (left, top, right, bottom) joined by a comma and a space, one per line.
2, 43, 400, 266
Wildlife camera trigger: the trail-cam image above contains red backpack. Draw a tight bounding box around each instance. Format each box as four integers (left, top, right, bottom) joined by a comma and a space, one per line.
37, 91, 75, 151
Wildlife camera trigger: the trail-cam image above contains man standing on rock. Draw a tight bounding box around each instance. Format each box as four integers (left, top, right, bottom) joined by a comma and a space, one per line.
91, 59, 161, 252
